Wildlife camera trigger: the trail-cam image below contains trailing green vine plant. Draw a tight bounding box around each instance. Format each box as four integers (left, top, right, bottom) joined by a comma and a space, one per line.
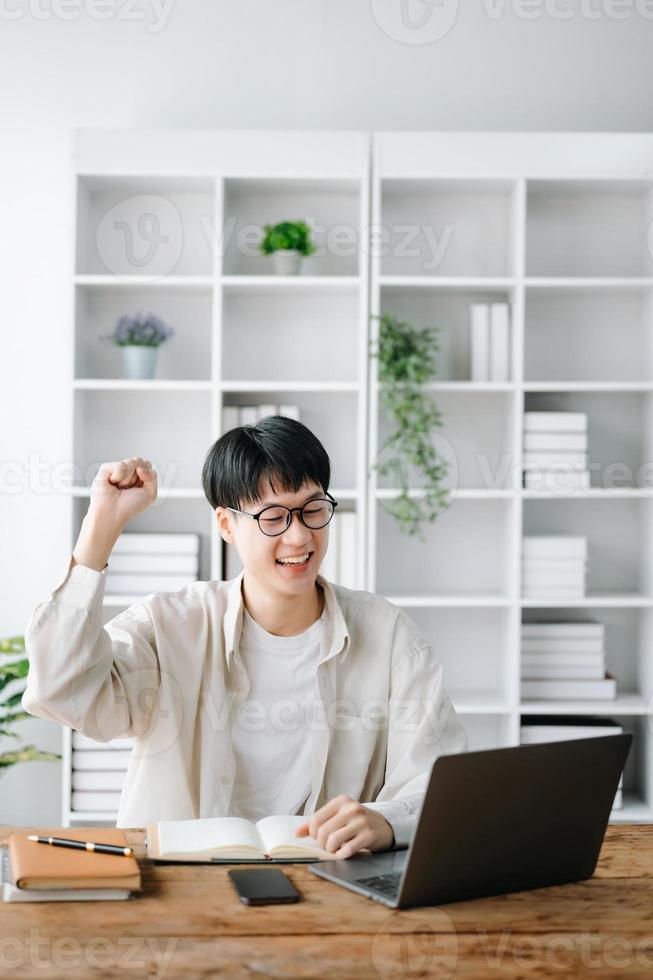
1, 636, 61, 777
370, 312, 451, 540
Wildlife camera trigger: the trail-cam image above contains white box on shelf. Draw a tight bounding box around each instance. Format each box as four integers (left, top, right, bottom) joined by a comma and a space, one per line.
524, 412, 588, 433
112, 533, 199, 555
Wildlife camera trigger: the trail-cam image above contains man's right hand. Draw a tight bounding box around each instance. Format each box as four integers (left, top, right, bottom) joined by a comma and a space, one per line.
88, 457, 158, 530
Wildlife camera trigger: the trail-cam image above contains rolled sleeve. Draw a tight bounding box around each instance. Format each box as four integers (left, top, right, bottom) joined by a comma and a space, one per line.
22, 555, 160, 742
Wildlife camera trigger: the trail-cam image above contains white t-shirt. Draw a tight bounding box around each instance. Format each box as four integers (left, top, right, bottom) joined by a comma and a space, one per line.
229, 605, 326, 822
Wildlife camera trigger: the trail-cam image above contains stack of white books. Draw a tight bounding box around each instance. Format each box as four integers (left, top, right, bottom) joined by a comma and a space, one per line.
521, 535, 587, 600
469, 302, 510, 382
106, 532, 200, 597
523, 412, 590, 491
71, 732, 131, 813
223, 405, 300, 430
520, 620, 617, 700
520, 715, 624, 808
222, 511, 358, 589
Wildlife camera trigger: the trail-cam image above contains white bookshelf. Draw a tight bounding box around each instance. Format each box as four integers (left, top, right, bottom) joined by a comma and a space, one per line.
62, 130, 370, 825
58, 130, 653, 827
369, 133, 653, 824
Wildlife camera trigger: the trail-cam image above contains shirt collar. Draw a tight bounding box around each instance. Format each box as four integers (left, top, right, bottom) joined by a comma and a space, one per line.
222, 570, 350, 671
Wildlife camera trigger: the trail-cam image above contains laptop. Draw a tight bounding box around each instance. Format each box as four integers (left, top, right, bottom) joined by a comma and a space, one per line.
309, 734, 632, 908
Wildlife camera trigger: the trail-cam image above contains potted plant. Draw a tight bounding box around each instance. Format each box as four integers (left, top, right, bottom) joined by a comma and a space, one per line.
259, 220, 316, 275
1, 636, 60, 780
370, 312, 451, 539
100, 311, 175, 380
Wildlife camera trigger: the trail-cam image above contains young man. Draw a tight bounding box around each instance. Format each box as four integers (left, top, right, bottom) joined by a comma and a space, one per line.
23, 416, 466, 857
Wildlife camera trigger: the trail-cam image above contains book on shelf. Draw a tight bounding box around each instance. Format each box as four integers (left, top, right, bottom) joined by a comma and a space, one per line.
469, 302, 511, 382
521, 674, 617, 700
524, 412, 588, 433
112, 532, 199, 556
524, 470, 591, 491
72, 750, 132, 770
3, 829, 141, 899
470, 303, 490, 382
522, 451, 588, 470
522, 650, 605, 665
71, 769, 127, 790
523, 432, 588, 452
522, 536, 587, 561
489, 302, 510, 382
147, 815, 335, 863
105, 573, 197, 594
109, 553, 198, 574
1, 847, 133, 903
521, 664, 605, 680
519, 715, 624, 809
71, 791, 122, 812
521, 620, 604, 639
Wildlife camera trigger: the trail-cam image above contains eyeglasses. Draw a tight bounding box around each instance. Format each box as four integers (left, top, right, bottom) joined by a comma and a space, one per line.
227, 492, 338, 537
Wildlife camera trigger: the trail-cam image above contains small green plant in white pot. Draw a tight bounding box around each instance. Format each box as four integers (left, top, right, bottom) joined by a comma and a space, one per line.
259, 220, 316, 275
1, 636, 60, 780
101, 311, 175, 380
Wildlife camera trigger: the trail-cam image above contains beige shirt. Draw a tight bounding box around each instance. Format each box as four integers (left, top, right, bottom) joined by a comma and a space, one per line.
22, 555, 468, 843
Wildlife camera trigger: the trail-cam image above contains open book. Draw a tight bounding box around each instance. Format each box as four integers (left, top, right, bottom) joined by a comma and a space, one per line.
148, 815, 337, 862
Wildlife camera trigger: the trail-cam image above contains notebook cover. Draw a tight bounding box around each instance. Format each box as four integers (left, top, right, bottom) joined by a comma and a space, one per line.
8, 828, 142, 890
146, 824, 319, 864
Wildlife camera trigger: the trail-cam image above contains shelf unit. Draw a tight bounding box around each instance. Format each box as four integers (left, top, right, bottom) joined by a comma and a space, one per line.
369, 133, 653, 823
62, 130, 370, 824
59, 130, 653, 827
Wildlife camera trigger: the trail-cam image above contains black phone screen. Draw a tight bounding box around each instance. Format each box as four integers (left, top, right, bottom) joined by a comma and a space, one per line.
228, 868, 301, 905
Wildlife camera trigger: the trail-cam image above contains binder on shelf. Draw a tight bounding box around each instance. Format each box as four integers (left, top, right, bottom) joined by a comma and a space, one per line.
489, 302, 510, 382
470, 303, 490, 382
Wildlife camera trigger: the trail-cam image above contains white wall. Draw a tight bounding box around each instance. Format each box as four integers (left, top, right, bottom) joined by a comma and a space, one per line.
2, 0, 653, 825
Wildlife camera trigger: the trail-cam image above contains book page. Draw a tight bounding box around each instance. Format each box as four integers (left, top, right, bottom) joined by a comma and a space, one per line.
158, 817, 263, 856
256, 815, 333, 858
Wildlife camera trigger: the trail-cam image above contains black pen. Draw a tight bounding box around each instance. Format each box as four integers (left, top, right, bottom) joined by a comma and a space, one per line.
27, 835, 133, 857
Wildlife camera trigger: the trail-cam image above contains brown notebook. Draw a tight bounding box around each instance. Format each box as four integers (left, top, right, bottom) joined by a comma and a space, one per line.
8, 828, 142, 891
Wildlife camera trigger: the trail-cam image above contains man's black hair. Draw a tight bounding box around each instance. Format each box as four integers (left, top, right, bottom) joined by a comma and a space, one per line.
201, 415, 331, 511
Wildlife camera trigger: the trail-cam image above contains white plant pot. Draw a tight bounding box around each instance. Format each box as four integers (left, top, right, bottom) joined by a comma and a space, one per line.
122, 345, 158, 380
272, 249, 302, 276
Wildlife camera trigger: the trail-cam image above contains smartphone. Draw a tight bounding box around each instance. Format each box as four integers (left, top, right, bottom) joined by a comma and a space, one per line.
228, 868, 301, 905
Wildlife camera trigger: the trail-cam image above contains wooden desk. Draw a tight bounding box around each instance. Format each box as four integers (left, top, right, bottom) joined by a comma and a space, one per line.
1, 825, 652, 978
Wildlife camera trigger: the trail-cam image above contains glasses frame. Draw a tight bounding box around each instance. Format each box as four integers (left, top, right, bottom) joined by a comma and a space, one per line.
226, 491, 338, 537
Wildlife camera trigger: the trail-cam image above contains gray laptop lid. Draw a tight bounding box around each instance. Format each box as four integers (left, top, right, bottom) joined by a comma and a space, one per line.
397, 734, 631, 907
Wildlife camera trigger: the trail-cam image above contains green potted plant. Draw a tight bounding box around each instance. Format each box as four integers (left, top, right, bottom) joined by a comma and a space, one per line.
259, 220, 316, 275
100, 311, 175, 380
370, 312, 451, 540
1, 636, 60, 779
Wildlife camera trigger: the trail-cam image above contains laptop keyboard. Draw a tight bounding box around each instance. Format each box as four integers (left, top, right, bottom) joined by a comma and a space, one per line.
355, 871, 402, 898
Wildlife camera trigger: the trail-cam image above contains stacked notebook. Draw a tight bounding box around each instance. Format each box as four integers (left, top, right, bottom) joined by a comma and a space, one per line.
147, 815, 335, 863
1, 829, 141, 902
520, 620, 617, 700
520, 716, 624, 808
106, 531, 200, 598
523, 412, 590, 491
71, 731, 131, 814
522, 535, 587, 600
